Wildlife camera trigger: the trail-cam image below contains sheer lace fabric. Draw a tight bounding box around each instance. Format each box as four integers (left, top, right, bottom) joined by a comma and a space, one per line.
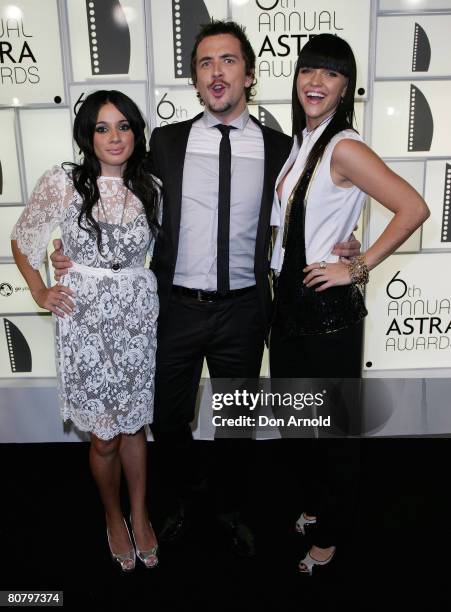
12, 166, 159, 440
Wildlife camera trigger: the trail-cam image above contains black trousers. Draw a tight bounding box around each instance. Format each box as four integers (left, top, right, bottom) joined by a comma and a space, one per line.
151, 286, 266, 513
270, 321, 363, 548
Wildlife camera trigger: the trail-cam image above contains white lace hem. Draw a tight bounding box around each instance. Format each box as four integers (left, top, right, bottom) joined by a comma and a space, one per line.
60, 399, 153, 441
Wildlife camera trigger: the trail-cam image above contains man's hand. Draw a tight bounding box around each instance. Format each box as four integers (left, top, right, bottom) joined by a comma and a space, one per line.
50, 238, 72, 281
331, 233, 361, 260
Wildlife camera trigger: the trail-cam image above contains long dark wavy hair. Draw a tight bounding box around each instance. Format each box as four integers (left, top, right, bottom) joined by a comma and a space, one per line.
63, 90, 159, 250
292, 34, 357, 175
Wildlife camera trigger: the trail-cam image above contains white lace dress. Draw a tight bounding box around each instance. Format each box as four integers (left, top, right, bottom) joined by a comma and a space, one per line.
12, 165, 159, 440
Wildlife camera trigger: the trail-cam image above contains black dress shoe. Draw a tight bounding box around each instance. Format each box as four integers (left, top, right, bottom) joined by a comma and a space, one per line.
159, 502, 190, 543
159, 477, 208, 543
216, 512, 255, 558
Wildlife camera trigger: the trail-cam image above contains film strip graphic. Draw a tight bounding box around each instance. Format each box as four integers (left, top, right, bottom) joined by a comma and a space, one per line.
3, 318, 32, 373
408, 84, 434, 152
441, 164, 451, 242
172, 0, 210, 79
257, 106, 283, 133
412, 23, 431, 72
85, 0, 131, 75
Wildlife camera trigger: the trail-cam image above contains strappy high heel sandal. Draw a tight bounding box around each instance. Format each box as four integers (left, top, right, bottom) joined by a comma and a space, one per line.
130, 516, 159, 569
298, 547, 336, 576
106, 517, 136, 572
295, 512, 317, 535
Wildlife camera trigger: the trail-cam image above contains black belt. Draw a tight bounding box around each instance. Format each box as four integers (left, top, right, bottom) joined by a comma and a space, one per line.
172, 285, 255, 303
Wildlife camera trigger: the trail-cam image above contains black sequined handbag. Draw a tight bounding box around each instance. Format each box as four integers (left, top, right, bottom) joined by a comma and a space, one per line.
274, 279, 367, 336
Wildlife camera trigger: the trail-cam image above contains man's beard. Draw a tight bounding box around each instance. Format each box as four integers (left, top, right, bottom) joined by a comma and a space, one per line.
206, 100, 232, 115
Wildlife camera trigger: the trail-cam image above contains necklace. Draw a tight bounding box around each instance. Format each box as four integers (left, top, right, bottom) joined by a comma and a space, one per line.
98, 184, 129, 272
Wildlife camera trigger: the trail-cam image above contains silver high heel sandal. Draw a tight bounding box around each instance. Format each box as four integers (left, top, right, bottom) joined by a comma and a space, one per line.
295, 512, 317, 535
130, 516, 159, 569
106, 517, 136, 572
299, 547, 336, 576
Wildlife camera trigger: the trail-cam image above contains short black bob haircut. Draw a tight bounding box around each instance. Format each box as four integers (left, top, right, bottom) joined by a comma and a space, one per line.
190, 20, 257, 103
292, 34, 357, 175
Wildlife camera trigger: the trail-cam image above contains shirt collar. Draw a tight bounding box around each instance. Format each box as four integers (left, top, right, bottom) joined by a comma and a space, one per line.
203, 107, 250, 131
301, 113, 334, 146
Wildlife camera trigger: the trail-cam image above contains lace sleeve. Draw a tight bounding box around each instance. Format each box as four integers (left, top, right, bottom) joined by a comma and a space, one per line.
11, 166, 68, 270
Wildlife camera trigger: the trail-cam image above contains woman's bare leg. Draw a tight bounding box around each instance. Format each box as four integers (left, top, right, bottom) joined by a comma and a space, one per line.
90, 433, 134, 568
119, 428, 157, 555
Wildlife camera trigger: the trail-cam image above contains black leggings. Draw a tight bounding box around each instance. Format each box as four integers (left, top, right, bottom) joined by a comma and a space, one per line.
270, 321, 363, 548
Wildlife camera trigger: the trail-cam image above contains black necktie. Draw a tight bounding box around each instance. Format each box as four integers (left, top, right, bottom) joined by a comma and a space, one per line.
215, 124, 235, 294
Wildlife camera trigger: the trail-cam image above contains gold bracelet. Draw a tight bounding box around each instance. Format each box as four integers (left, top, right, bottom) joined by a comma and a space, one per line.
348, 255, 369, 287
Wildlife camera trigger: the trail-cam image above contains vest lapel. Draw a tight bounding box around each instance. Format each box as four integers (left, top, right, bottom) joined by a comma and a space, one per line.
166, 112, 203, 250
250, 116, 277, 271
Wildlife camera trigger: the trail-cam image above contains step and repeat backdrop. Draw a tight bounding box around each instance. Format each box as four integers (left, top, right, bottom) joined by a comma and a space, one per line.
1, 0, 450, 440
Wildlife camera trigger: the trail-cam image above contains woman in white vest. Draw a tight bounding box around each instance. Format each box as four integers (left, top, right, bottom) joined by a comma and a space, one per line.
270, 34, 429, 575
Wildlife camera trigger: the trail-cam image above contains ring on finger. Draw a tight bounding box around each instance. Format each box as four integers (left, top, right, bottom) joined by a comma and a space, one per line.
319, 260, 327, 269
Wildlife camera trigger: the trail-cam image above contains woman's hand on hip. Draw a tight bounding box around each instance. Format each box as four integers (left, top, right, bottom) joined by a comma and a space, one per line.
32, 284, 75, 317
302, 261, 351, 291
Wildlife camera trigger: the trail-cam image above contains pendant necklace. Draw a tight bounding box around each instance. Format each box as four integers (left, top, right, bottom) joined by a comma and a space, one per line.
98, 184, 129, 272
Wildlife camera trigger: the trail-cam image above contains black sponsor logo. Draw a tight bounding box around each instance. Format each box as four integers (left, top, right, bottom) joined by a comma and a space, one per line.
0, 282, 13, 297
441, 163, 451, 243
258, 105, 283, 133
172, 0, 209, 79
412, 23, 431, 73
408, 84, 433, 152
3, 318, 32, 373
86, 0, 131, 75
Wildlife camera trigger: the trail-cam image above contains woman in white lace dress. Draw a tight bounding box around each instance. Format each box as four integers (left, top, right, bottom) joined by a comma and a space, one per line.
11, 90, 160, 571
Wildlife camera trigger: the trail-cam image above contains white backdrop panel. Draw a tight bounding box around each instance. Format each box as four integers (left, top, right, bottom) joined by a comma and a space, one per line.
70, 82, 148, 122
0, 110, 22, 204
231, 0, 371, 102
0, 206, 23, 258
0, 0, 65, 106
372, 81, 451, 158
67, 0, 147, 81
379, 0, 451, 9
364, 253, 451, 370
154, 87, 204, 128
368, 161, 423, 253
376, 15, 451, 78
19, 108, 74, 199
0, 263, 47, 314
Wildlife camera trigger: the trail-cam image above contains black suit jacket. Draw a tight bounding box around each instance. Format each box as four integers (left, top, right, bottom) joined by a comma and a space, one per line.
149, 112, 292, 329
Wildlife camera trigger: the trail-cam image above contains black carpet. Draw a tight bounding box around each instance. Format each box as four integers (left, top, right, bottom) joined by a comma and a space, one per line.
0, 439, 449, 610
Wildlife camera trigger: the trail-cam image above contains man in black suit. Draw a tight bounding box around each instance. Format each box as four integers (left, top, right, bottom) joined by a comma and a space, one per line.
148, 21, 292, 555
149, 21, 290, 430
